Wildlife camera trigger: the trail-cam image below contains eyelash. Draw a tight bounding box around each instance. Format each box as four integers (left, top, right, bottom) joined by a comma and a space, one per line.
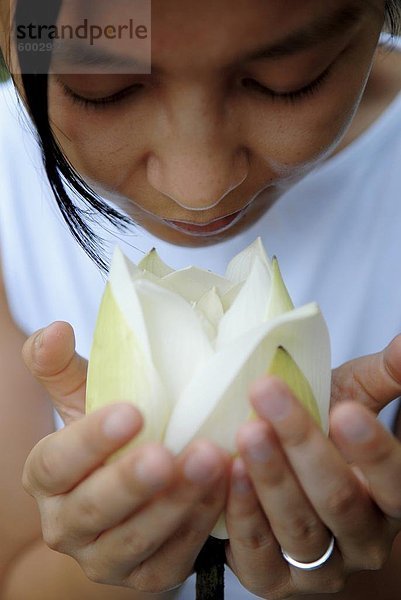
241, 65, 332, 104
58, 65, 331, 111
57, 80, 143, 110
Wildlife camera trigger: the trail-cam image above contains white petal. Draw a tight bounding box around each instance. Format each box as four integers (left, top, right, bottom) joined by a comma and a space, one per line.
225, 237, 272, 284
192, 306, 217, 342
86, 283, 168, 448
211, 513, 228, 539
109, 247, 152, 359
220, 281, 243, 311
161, 267, 233, 303
135, 280, 214, 405
164, 303, 331, 454
265, 257, 294, 320
195, 287, 224, 330
138, 248, 174, 278
216, 256, 271, 350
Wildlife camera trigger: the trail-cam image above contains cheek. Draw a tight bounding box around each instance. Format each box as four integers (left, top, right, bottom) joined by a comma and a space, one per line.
245, 35, 380, 177
48, 88, 152, 191
246, 82, 365, 178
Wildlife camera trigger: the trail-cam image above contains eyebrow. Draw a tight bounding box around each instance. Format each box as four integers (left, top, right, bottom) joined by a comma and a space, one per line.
244, 3, 365, 62
51, 41, 148, 72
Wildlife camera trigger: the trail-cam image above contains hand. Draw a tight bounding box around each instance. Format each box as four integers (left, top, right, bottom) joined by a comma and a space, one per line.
22, 322, 230, 592
225, 338, 401, 599
331, 334, 401, 416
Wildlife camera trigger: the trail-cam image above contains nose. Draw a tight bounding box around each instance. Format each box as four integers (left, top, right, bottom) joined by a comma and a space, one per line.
147, 150, 249, 211
146, 90, 249, 211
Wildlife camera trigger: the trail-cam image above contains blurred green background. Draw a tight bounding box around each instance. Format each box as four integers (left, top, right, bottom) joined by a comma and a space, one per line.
0, 49, 10, 83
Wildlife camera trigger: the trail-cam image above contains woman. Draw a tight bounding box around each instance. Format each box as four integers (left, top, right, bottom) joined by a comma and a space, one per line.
0, 1, 401, 598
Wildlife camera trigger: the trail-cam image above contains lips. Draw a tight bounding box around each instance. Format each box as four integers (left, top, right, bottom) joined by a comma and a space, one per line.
164, 208, 244, 235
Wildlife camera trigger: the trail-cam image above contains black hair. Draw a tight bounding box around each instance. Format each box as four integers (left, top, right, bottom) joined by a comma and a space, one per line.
6, 0, 401, 271
13, 0, 132, 272
386, 0, 401, 33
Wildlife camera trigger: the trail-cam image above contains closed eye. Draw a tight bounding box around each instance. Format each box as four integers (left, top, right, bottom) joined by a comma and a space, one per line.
57, 79, 143, 109
241, 65, 332, 104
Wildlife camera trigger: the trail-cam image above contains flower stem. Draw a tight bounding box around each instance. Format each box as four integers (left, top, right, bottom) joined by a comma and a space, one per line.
195, 537, 226, 599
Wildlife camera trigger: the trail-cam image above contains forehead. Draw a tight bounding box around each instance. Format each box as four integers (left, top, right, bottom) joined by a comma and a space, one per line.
61, 0, 366, 68
149, 0, 366, 66
3, 0, 375, 77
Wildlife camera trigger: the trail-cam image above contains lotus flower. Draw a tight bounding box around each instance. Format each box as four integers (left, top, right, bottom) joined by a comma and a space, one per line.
86, 238, 331, 535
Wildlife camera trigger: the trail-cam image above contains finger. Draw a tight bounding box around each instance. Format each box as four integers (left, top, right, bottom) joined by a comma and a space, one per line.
22, 321, 87, 424
332, 334, 401, 414
23, 403, 143, 495
249, 376, 383, 570
237, 419, 333, 565
331, 402, 401, 524
225, 457, 291, 598
87, 441, 228, 585
131, 475, 229, 592
59, 442, 175, 545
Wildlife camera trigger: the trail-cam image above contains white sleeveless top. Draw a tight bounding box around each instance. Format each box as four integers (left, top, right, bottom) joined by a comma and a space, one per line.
1, 51, 401, 597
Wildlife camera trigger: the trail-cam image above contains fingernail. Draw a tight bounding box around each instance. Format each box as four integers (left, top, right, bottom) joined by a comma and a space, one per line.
339, 413, 374, 443
232, 458, 253, 494
184, 444, 221, 484
103, 406, 137, 440
34, 329, 45, 350
253, 379, 292, 422
244, 427, 273, 463
134, 449, 172, 491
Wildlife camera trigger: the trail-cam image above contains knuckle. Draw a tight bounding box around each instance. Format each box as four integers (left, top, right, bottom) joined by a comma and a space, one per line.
75, 550, 115, 586
43, 524, 66, 552
198, 488, 225, 510
298, 575, 345, 596
75, 493, 104, 532
81, 564, 110, 585
41, 499, 71, 553
120, 529, 155, 559
262, 464, 286, 487
362, 545, 389, 570
130, 568, 162, 593
283, 515, 322, 545
381, 498, 401, 520
129, 565, 180, 594
233, 528, 275, 552
311, 576, 345, 594
323, 575, 346, 593
282, 421, 312, 448
325, 483, 359, 518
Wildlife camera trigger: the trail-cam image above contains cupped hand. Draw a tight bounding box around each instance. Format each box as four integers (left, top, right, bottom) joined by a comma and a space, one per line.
331, 334, 401, 415
22, 322, 230, 592
225, 337, 401, 599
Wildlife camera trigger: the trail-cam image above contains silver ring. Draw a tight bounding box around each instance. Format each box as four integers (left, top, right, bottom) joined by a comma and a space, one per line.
281, 536, 335, 571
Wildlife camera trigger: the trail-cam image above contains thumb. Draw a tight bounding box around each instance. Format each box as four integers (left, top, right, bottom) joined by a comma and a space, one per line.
331, 334, 401, 415
22, 321, 88, 425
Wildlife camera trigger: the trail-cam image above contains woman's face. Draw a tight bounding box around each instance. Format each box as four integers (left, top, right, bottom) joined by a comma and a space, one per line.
47, 1, 384, 244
